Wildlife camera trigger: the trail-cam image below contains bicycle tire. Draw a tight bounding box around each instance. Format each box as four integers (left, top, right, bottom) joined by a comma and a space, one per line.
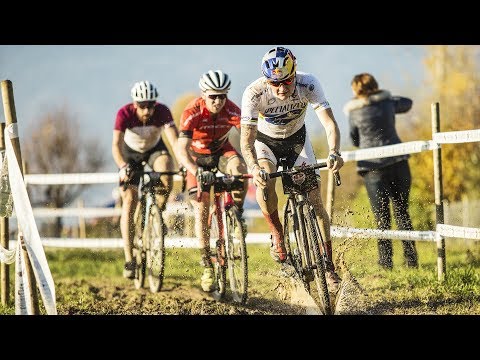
226, 207, 248, 304
133, 203, 146, 290
144, 203, 165, 293
209, 205, 227, 299
304, 203, 332, 315
283, 200, 304, 281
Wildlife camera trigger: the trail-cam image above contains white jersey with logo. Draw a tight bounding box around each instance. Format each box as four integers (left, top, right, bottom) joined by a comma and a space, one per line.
240, 71, 331, 139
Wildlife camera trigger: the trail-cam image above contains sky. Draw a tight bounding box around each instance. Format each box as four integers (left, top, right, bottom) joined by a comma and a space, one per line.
0, 45, 426, 206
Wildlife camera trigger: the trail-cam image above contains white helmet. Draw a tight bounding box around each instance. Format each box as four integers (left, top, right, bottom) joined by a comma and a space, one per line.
131, 81, 158, 102
199, 70, 231, 93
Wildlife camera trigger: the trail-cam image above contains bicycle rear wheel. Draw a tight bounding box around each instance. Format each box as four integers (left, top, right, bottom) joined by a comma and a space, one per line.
144, 203, 165, 293
226, 207, 248, 304
304, 203, 332, 315
209, 206, 227, 299
133, 203, 146, 290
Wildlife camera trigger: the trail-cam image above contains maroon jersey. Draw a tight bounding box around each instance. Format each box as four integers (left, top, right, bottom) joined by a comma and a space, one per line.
114, 102, 175, 153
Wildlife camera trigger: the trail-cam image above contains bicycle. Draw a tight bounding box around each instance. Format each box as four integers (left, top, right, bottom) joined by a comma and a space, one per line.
265, 158, 341, 315
197, 169, 252, 304
123, 162, 186, 293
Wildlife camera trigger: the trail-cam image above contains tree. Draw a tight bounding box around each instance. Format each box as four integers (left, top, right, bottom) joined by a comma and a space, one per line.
170, 92, 197, 127
395, 45, 480, 229
408, 46, 480, 202
22, 105, 106, 236
163, 92, 197, 170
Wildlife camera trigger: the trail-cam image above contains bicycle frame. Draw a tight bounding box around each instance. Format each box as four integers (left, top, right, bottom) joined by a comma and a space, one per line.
123, 163, 186, 293
198, 173, 250, 260
268, 159, 340, 314
197, 171, 252, 302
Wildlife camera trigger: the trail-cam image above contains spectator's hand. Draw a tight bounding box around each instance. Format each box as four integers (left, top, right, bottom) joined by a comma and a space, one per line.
327, 153, 344, 172
196, 168, 216, 186
252, 164, 268, 189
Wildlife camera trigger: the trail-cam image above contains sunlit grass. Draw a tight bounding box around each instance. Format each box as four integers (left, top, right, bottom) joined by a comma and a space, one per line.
339, 237, 480, 314
0, 238, 478, 314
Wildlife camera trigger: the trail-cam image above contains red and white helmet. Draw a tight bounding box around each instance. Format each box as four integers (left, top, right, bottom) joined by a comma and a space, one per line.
261, 46, 297, 81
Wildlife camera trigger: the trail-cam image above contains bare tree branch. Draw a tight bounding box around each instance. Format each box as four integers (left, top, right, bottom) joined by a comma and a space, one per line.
22, 104, 106, 236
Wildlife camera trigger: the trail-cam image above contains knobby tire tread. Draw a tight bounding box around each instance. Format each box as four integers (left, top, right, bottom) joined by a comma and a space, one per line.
227, 207, 248, 304
304, 203, 332, 315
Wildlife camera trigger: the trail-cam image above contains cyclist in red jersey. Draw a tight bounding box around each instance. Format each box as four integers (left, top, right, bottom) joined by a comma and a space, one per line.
176, 70, 248, 292
112, 80, 179, 280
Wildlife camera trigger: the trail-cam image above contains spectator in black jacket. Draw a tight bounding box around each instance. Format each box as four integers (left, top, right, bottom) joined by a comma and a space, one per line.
344, 73, 418, 269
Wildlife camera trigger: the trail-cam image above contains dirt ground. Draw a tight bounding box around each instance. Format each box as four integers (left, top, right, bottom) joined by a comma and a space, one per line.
54, 262, 369, 316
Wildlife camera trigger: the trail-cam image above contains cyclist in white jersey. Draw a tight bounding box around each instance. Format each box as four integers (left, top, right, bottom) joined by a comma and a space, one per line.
240, 46, 344, 292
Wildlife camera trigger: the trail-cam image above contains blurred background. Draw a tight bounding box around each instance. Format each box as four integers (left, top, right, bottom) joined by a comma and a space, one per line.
1, 45, 479, 238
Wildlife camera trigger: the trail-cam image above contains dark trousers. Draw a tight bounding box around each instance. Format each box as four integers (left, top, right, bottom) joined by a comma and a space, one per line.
361, 160, 418, 268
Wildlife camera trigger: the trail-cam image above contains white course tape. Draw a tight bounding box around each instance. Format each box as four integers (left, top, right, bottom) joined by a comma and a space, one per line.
433, 129, 480, 144
337, 141, 439, 163
8, 226, 442, 250
21, 129, 479, 187
0, 243, 15, 264
24, 172, 184, 185
8, 233, 273, 249
22, 140, 440, 186
8, 123, 19, 138
436, 224, 480, 240
18, 206, 263, 219
6, 124, 57, 315
331, 226, 437, 241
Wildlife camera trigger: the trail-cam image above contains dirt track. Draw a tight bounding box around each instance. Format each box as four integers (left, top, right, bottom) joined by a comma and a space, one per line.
54, 261, 369, 316
56, 277, 308, 315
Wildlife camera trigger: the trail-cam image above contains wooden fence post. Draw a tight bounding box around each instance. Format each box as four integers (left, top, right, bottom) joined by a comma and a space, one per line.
78, 199, 86, 238
1, 79, 40, 313
431, 102, 446, 281
0, 122, 10, 305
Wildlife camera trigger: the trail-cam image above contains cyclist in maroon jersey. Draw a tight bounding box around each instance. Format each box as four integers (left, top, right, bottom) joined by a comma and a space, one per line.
112, 80, 179, 279
176, 70, 248, 292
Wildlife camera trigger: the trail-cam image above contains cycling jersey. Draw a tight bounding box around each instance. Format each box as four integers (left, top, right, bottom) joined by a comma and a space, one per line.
240, 72, 330, 139
114, 103, 175, 153
179, 97, 241, 155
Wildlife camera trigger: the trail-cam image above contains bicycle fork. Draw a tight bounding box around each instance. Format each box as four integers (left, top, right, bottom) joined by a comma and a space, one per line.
293, 196, 317, 280
209, 192, 227, 267
307, 203, 332, 272
135, 200, 147, 249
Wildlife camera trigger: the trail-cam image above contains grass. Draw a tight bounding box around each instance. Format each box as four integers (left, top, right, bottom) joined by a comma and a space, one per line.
0, 238, 479, 315
337, 236, 480, 314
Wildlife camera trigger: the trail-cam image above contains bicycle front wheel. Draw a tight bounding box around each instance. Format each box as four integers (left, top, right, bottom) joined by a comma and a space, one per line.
226, 207, 248, 304
283, 199, 304, 281
304, 203, 332, 315
133, 203, 146, 290
209, 205, 227, 299
144, 203, 166, 293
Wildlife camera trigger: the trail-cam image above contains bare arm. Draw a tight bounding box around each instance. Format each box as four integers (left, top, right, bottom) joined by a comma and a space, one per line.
163, 125, 179, 151
176, 137, 197, 176
241, 123, 267, 188
315, 107, 341, 153
240, 124, 259, 171
314, 107, 344, 171
112, 130, 126, 168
